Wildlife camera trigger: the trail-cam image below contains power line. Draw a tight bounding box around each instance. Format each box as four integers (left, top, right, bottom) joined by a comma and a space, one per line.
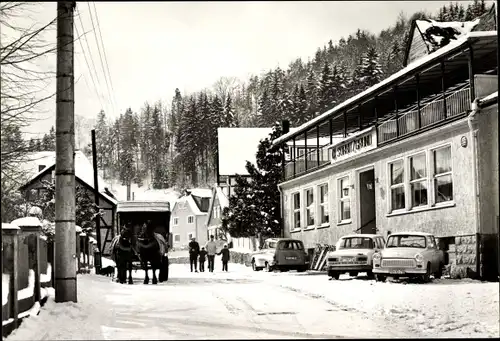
74, 22, 105, 111
87, 2, 116, 116
75, 5, 111, 114
92, 1, 119, 113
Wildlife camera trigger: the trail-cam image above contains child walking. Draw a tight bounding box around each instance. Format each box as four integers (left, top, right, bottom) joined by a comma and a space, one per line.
199, 247, 207, 272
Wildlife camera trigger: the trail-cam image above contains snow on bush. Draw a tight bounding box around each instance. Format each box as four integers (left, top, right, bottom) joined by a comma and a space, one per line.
10, 217, 41, 227
2, 274, 9, 306
41, 220, 54, 242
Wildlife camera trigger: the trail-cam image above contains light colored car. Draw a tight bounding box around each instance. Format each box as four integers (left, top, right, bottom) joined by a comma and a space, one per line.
372, 232, 445, 283
251, 238, 309, 272
326, 234, 386, 280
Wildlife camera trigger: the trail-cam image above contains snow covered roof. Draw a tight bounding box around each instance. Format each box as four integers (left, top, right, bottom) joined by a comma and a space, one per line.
187, 188, 213, 198
2, 223, 20, 230
273, 31, 497, 146
215, 186, 229, 209
416, 19, 480, 53
20, 151, 117, 205
478, 91, 498, 107
117, 201, 171, 213
133, 189, 180, 210
11, 217, 42, 227
218, 127, 299, 175
173, 194, 209, 216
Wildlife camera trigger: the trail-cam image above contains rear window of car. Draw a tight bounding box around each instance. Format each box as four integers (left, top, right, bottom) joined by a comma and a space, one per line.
386, 235, 426, 248
278, 241, 304, 250
338, 237, 374, 249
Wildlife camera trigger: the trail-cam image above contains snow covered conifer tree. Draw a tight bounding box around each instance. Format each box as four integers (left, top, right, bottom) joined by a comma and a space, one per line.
359, 47, 383, 89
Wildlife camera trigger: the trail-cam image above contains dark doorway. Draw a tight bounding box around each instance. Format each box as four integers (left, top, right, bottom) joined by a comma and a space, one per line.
359, 168, 376, 234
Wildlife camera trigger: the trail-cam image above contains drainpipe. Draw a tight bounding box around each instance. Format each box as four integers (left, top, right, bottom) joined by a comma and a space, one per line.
277, 185, 285, 238
467, 99, 481, 278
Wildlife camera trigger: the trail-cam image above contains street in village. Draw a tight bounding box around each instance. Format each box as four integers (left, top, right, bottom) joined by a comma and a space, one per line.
5, 260, 499, 340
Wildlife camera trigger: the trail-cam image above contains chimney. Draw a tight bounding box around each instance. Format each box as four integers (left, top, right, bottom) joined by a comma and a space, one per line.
282, 120, 290, 135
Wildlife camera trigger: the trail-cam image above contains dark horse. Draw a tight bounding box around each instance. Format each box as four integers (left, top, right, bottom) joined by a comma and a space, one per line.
136, 222, 168, 284
111, 227, 136, 284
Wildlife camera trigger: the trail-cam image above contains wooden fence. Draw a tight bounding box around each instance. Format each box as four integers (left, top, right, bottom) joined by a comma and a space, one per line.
1, 218, 96, 337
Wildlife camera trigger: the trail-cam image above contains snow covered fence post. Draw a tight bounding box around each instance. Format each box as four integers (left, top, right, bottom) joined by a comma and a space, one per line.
12, 217, 43, 303
2, 223, 20, 329
75, 226, 81, 273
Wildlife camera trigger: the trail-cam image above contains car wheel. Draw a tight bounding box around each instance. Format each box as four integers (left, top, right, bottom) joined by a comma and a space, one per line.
434, 263, 443, 279
328, 270, 340, 280
297, 266, 307, 273
375, 274, 386, 282
421, 263, 432, 283
366, 270, 375, 279
349, 272, 358, 277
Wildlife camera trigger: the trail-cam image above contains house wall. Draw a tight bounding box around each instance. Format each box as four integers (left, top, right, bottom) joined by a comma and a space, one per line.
476, 103, 499, 279
281, 117, 476, 250
22, 174, 116, 255
170, 199, 208, 249
407, 26, 429, 65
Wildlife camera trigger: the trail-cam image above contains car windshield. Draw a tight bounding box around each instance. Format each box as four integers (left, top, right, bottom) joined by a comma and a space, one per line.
386, 235, 426, 248
338, 237, 374, 249
267, 241, 277, 249
278, 241, 304, 250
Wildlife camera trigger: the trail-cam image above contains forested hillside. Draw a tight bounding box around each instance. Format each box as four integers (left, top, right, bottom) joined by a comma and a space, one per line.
87, 0, 491, 191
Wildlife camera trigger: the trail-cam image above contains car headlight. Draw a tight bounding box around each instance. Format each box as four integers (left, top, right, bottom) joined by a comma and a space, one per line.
415, 253, 423, 262
373, 252, 381, 261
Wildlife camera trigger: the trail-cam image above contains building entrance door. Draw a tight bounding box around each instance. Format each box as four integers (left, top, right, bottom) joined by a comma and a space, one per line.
359, 168, 376, 234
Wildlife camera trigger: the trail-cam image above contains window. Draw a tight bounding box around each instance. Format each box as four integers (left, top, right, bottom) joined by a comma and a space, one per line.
305, 188, 315, 226
409, 153, 428, 208
389, 160, 405, 211
187, 215, 194, 224
338, 237, 374, 249
278, 241, 304, 250
433, 146, 453, 204
386, 235, 426, 248
338, 177, 351, 221
173, 217, 179, 226
292, 192, 301, 230
318, 183, 329, 225
174, 234, 180, 242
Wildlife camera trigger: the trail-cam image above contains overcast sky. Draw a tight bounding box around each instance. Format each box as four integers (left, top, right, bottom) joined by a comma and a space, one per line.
17, 1, 482, 138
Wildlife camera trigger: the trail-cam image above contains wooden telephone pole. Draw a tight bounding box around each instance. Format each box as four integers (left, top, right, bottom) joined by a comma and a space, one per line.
54, 1, 77, 303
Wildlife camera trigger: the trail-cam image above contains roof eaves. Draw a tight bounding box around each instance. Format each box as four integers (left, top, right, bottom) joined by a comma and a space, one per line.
272, 31, 497, 146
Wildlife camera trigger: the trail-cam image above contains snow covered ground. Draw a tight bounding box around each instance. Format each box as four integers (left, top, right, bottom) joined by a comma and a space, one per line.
5, 260, 499, 340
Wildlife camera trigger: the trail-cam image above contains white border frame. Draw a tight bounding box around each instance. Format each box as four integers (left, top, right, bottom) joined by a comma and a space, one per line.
430, 142, 454, 207
407, 150, 430, 210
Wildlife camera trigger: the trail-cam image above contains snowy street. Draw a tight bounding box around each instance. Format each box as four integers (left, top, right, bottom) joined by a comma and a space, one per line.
6, 260, 499, 340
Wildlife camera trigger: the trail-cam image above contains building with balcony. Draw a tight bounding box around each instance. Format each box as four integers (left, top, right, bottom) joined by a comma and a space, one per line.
272, 20, 498, 279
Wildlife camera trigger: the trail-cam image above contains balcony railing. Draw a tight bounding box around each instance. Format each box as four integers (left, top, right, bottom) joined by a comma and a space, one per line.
283, 87, 472, 181
378, 88, 470, 144
284, 144, 330, 180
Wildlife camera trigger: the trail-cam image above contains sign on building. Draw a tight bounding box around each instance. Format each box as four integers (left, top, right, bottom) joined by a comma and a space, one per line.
330, 127, 377, 163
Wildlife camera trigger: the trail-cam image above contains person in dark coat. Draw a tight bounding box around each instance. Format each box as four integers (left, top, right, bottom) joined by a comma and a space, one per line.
218, 244, 230, 272
198, 247, 207, 272
188, 238, 200, 272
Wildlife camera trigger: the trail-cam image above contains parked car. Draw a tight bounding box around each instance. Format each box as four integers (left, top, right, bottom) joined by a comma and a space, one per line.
326, 234, 386, 280
372, 232, 445, 283
251, 238, 309, 272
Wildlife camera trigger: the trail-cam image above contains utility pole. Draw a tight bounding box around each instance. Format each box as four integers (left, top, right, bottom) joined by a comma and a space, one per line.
91, 130, 102, 273
55, 0, 77, 303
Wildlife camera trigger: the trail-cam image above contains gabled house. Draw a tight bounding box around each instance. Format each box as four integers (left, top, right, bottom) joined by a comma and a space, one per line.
206, 185, 229, 241
170, 189, 212, 249
19, 151, 118, 255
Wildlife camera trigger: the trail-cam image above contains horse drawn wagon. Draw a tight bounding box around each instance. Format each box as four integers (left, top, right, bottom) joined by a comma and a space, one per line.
112, 200, 172, 284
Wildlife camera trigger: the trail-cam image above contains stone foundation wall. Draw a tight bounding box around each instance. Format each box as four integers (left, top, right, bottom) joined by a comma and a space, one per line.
448, 234, 478, 279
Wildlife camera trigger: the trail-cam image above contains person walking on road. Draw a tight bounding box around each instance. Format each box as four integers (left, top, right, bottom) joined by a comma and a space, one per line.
205, 235, 217, 272
188, 237, 200, 272
199, 247, 207, 272
218, 244, 230, 272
